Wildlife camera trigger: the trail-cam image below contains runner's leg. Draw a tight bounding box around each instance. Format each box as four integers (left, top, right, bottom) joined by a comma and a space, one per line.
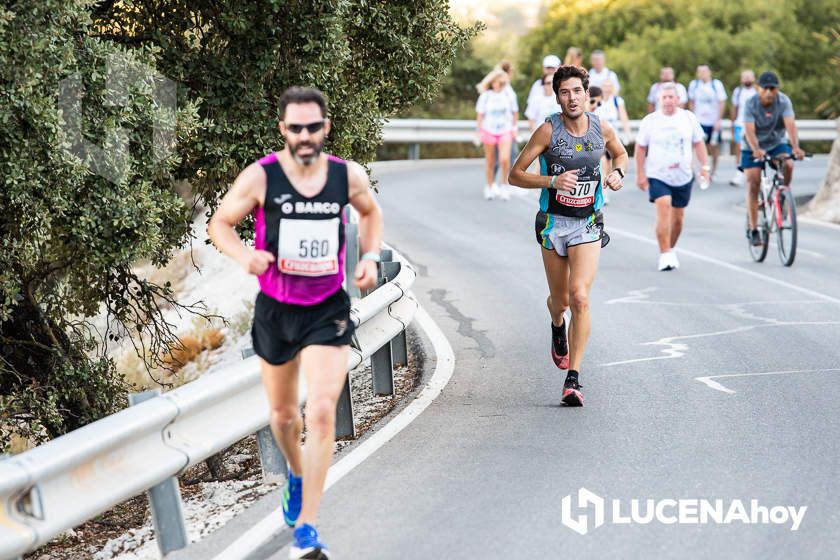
498, 134, 512, 184
297, 344, 350, 526
484, 143, 496, 186
670, 206, 685, 248
566, 241, 601, 371
783, 158, 793, 186
541, 246, 569, 327
259, 357, 303, 476
654, 195, 673, 252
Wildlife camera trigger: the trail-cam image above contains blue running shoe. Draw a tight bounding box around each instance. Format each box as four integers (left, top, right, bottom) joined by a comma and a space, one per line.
290, 523, 331, 559
282, 472, 302, 527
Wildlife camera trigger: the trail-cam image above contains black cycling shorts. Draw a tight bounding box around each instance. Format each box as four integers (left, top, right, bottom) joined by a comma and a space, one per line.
251, 289, 354, 365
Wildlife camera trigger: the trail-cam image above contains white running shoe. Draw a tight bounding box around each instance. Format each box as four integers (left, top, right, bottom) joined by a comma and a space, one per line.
499, 184, 511, 201
483, 184, 495, 200
669, 250, 680, 270
729, 171, 744, 186
658, 252, 675, 271
490, 182, 501, 199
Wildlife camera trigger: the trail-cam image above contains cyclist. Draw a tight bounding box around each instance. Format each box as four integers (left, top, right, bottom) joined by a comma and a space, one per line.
741, 71, 805, 246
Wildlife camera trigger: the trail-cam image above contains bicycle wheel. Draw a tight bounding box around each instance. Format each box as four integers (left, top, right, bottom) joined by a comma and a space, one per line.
776, 187, 797, 266
747, 189, 769, 262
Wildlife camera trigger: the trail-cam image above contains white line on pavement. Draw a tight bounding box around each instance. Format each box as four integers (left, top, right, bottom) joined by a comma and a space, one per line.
695, 369, 840, 394
608, 226, 840, 306
211, 302, 455, 560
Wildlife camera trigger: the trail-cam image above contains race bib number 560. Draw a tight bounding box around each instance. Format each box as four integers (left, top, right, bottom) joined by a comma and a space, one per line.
556, 179, 597, 207
278, 218, 340, 276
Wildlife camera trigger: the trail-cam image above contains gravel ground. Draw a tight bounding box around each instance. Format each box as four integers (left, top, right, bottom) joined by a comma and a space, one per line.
26, 328, 424, 560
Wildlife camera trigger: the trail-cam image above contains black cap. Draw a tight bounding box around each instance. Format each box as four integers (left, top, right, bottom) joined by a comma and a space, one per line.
758, 71, 779, 88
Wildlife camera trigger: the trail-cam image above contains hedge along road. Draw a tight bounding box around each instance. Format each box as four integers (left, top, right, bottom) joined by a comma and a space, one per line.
183, 156, 840, 559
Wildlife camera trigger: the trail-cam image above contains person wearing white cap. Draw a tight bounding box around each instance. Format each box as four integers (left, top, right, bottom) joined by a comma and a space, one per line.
526, 54, 562, 120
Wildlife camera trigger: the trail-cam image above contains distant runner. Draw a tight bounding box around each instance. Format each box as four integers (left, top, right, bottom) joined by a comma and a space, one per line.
510, 65, 628, 406
208, 87, 383, 560
635, 83, 710, 271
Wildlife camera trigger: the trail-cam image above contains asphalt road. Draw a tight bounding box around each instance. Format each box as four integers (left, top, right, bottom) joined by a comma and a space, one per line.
186, 156, 840, 559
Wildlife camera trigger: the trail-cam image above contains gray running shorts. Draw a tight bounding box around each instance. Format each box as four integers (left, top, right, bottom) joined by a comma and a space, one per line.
534, 210, 610, 257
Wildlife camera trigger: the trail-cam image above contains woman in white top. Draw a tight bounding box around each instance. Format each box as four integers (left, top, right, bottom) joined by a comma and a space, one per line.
475, 68, 518, 200
525, 72, 562, 131
594, 79, 631, 145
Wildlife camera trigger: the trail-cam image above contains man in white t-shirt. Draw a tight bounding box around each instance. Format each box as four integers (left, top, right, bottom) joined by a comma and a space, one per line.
728, 69, 757, 186
635, 83, 711, 271
647, 66, 687, 112
588, 50, 620, 93
688, 64, 727, 180
525, 55, 561, 116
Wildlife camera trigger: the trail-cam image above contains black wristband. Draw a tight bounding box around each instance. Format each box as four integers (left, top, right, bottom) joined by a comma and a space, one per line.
612, 168, 625, 179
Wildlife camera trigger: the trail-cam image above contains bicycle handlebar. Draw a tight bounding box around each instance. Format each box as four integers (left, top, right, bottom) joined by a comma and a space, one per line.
760, 152, 813, 163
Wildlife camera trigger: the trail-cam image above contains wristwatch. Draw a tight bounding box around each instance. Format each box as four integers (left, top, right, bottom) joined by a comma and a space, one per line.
612, 168, 625, 179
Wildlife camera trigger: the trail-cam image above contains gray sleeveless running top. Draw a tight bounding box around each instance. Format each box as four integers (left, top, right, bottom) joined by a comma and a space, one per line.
538, 112, 605, 218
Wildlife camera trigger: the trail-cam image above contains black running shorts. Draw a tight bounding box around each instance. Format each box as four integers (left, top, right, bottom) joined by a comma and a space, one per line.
251, 289, 354, 365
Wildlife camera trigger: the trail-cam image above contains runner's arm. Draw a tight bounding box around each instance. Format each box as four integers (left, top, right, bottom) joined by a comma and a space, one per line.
347, 161, 383, 289
507, 122, 553, 189
693, 141, 710, 180
783, 115, 805, 159
207, 163, 275, 275
601, 120, 628, 191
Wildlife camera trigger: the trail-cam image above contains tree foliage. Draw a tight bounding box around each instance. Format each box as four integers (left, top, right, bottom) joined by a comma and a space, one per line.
518, 0, 840, 118
1, 0, 476, 450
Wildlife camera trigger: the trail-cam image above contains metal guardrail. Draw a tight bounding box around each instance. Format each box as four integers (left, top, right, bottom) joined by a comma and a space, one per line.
382, 117, 839, 158
0, 240, 417, 559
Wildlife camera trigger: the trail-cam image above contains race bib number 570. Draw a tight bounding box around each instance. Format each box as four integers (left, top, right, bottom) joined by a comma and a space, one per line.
556, 179, 597, 207
278, 218, 340, 276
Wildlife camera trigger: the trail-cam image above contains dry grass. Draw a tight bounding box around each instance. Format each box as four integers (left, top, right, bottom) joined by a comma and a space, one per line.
116, 312, 226, 391
134, 248, 202, 309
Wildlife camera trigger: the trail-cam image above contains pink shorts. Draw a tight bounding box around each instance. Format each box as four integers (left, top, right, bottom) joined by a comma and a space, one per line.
480, 129, 514, 146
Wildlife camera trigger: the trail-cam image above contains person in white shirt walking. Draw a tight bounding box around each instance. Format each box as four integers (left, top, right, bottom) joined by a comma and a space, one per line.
588, 49, 620, 93
525, 71, 562, 131
729, 69, 757, 186
476, 68, 518, 200
594, 80, 631, 145
688, 64, 727, 180
525, 54, 561, 118
647, 66, 687, 112
635, 83, 711, 271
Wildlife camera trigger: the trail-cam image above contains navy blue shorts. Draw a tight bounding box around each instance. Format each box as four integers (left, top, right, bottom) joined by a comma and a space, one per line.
648, 178, 693, 208
700, 125, 721, 145
739, 143, 792, 170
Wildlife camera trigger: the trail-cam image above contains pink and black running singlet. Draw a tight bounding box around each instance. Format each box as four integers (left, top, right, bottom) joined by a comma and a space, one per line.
253, 153, 349, 306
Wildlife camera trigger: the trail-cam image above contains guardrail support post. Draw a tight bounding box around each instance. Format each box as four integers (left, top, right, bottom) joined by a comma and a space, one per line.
407, 143, 420, 160
255, 426, 288, 484
129, 390, 189, 557
369, 256, 398, 396
344, 209, 361, 298
335, 375, 355, 438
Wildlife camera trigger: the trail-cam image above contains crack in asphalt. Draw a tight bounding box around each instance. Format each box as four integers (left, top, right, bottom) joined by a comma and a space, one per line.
428, 288, 495, 359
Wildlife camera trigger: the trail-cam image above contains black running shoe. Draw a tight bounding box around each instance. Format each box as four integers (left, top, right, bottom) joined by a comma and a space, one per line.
561, 377, 584, 407
551, 320, 569, 369
749, 228, 763, 247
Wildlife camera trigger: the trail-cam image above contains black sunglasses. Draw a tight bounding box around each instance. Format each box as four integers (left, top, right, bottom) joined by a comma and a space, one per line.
285, 121, 325, 134
588, 99, 602, 106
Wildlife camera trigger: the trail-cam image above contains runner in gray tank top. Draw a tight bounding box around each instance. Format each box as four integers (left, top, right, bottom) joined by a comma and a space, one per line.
509, 65, 628, 407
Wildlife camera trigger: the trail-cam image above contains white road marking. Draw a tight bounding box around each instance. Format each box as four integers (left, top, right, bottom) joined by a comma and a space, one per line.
607, 226, 840, 305
799, 215, 840, 232
796, 248, 825, 259
211, 302, 455, 560
695, 369, 840, 394
600, 321, 840, 367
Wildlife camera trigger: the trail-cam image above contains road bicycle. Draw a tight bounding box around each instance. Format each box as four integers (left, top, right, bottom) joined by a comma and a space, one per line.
746, 152, 811, 266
